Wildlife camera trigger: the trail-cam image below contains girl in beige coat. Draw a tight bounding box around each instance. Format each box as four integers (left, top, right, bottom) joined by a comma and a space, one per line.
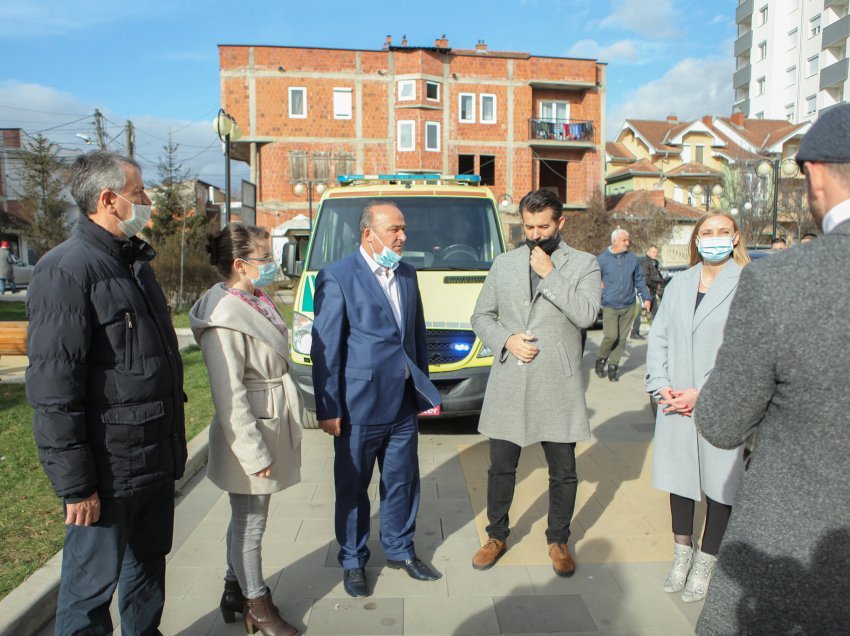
190, 223, 301, 636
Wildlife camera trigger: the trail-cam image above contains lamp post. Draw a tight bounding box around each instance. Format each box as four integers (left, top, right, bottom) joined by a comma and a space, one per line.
689, 183, 724, 211
212, 109, 242, 226
293, 180, 327, 228
756, 157, 800, 240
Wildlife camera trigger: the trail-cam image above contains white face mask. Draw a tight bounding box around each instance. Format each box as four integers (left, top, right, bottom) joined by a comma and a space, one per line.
112, 192, 152, 238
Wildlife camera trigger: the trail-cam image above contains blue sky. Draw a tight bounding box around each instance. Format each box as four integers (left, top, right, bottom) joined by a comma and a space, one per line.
0, 0, 737, 188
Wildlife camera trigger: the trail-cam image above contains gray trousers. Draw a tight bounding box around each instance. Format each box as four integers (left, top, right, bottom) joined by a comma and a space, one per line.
226, 493, 271, 599
597, 306, 635, 366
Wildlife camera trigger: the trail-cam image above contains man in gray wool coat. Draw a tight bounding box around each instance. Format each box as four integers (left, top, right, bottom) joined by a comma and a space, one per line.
694, 103, 850, 634
470, 189, 601, 576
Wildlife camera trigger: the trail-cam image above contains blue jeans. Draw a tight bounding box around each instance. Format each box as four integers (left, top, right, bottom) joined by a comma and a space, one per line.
333, 388, 421, 569
0, 278, 14, 294
55, 482, 174, 636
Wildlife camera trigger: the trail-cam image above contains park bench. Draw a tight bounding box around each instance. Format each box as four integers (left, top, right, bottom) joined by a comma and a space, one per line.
0, 320, 27, 359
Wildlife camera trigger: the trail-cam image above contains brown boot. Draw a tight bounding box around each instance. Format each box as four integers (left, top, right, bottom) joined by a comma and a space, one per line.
244, 589, 299, 636
472, 538, 507, 570
548, 543, 576, 577
220, 579, 245, 623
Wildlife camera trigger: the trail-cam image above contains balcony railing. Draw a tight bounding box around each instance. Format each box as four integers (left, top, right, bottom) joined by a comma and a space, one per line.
733, 64, 752, 89
822, 14, 850, 49
529, 118, 594, 144
820, 57, 850, 89
734, 31, 753, 57
736, 0, 754, 24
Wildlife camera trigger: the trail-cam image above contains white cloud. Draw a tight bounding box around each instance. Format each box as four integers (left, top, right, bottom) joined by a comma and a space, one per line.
606, 56, 735, 137
569, 38, 666, 63
0, 81, 243, 189
600, 0, 681, 39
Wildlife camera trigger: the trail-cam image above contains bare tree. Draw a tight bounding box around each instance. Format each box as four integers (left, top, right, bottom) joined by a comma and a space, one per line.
18, 134, 70, 254
564, 189, 615, 254
615, 193, 676, 254
721, 162, 774, 246
778, 178, 814, 240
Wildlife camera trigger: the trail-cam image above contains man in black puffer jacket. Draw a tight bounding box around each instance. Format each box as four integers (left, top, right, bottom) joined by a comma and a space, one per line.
26, 151, 186, 636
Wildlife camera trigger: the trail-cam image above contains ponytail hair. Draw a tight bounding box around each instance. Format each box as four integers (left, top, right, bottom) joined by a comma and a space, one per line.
206, 222, 270, 279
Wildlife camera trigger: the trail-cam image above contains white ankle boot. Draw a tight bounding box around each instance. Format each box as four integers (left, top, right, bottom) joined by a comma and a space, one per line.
662, 543, 693, 593
682, 549, 717, 602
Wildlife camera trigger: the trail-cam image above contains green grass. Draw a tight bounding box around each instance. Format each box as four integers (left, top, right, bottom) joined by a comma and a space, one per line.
0, 301, 27, 321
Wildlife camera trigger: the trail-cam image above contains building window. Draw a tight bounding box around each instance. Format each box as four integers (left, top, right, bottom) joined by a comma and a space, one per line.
426, 81, 440, 101
334, 152, 354, 177
540, 100, 570, 122
288, 151, 308, 182
459, 93, 475, 123
759, 5, 768, 25
786, 66, 796, 87
805, 95, 817, 115
810, 15, 821, 38
758, 41, 768, 60
458, 154, 475, 175
397, 120, 415, 151
288, 87, 306, 118
785, 103, 796, 122
425, 122, 440, 152
480, 155, 496, 186
757, 76, 766, 95
480, 94, 497, 124
788, 28, 798, 49
695, 145, 705, 163
398, 80, 415, 101
807, 55, 819, 77
333, 88, 352, 120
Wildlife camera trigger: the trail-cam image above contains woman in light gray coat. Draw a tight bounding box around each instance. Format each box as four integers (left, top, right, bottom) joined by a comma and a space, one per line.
645, 211, 748, 603
191, 223, 301, 636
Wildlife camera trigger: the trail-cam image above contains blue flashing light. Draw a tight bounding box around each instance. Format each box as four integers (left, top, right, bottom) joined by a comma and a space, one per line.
337, 174, 482, 184
451, 342, 472, 353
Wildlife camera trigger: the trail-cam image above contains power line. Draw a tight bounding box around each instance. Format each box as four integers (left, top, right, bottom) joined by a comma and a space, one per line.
0, 103, 90, 117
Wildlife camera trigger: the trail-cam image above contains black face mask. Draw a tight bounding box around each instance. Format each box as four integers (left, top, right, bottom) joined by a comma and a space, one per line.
525, 234, 560, 255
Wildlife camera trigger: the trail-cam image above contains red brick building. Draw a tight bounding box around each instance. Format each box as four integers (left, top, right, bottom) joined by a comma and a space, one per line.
218, 36, 606, 227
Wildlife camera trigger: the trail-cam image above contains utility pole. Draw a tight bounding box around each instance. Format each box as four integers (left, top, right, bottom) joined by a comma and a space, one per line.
125, 120, 135, 159
93, 109, 106, 150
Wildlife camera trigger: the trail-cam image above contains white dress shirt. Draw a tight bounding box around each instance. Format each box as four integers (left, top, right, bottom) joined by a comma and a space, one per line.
359, 245, 402, 329
821, 198, 850, 234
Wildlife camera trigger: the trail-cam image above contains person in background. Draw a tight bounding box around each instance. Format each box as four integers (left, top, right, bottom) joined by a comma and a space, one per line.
770, 237, 787, 250
595, 229, 652, 381
0, 240, 15, 294
26, 151, 186, 635
800, 232, 818, 244
190, 223, 301, 636
694, 101, 850, 636
470, 189, 601, 576
631, 244, 664, 339
645, 211, 749, 603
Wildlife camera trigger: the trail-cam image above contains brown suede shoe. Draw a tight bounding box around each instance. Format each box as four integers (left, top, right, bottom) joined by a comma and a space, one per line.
472, 538, 507, 570
548, 543, 576, 577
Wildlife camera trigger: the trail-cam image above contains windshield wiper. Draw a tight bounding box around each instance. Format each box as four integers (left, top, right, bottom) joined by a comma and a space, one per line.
417, 266, 486, 271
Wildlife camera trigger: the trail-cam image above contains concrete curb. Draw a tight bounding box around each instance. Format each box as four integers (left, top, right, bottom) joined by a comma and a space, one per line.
0, 427, 210, 636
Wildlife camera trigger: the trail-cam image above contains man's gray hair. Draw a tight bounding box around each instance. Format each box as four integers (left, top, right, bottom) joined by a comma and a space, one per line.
824, 163, 850, 190
611, 227, 629, 242
358, 199, 399, 233
68, 151, 141, 215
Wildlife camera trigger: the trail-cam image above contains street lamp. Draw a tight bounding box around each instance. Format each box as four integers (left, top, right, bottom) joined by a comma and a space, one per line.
293, 180, 327, 228
689, 183, 724, 211
756, 157, 799, 240
212, 109, 242, 226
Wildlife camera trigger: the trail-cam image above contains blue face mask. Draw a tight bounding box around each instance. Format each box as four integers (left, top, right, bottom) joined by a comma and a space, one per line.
247, 261, 278, 288
697, 236, 735, 263
369, 230, 402, 270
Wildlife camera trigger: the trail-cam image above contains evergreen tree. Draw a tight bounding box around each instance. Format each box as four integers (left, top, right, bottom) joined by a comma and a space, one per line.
18, 134, 70, 254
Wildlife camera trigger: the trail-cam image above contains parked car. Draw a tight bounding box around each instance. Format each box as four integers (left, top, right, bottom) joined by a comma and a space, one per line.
11, 256, 33, 288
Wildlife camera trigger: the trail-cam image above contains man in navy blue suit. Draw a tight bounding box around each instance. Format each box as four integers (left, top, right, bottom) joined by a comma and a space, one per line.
311, 200, 443, 598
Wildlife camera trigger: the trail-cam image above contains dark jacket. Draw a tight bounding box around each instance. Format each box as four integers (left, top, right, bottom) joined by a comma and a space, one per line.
26, 214, 186, 501
640, 255, 665, 295
597, 248, 651, 309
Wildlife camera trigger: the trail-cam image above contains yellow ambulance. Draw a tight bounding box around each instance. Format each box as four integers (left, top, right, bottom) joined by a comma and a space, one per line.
281, 174, 507, 427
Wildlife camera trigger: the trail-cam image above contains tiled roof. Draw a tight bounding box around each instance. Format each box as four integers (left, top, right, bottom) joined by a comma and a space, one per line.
665, 162, 723, 178
607, 159, 662, 180
624, 120, 681, 153
606, 142, 635, 161
607, 190, 703, 220
717, 117, 807, 149
451, 50, 531, 59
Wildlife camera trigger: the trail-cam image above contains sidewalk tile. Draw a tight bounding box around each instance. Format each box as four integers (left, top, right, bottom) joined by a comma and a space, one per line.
443, 564, 535, 597
303, 597, 403, 635
403, 596, 499, 634
370, 567, 448, 598
582, 592, 693, 632
492, 594, 598, 633
526, 563, 622, 596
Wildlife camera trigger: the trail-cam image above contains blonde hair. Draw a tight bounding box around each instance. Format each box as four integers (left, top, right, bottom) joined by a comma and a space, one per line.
688, 210, 751, 267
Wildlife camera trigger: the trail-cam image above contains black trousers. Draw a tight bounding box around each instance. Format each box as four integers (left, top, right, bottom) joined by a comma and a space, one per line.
670, 493, 732, 556
485, 438, 578, 545
55, 482, 175, 636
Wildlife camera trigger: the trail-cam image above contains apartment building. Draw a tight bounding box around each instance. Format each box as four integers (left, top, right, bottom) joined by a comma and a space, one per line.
218, 37, 606, 226
734, 0, 850, 123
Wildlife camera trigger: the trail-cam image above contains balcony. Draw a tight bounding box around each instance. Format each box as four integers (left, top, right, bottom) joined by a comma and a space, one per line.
733, 64, 752, 89
822, 14, 850, 49
820, 57, 850, 89
528, 119, 595, 147
825, 0, 848, 9
733, 98, 750, 116
734, 31, 753, 57
736, 0, 754, 24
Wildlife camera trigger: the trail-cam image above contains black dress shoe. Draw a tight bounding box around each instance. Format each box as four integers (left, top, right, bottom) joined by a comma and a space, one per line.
343, 567, 369, 597
386, 557, 442, 581
607, 364, 619, 382
631, 333, 645, 340
595, 358, 607, 378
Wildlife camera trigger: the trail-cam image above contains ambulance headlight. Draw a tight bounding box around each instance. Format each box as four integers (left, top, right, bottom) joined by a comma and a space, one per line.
292, 312, 314, 355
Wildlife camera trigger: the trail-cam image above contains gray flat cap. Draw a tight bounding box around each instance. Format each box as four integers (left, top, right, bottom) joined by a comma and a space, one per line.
796, 103, 850, 164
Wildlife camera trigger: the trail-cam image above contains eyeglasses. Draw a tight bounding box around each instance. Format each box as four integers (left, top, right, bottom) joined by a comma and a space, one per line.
239, 256, 273, 265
